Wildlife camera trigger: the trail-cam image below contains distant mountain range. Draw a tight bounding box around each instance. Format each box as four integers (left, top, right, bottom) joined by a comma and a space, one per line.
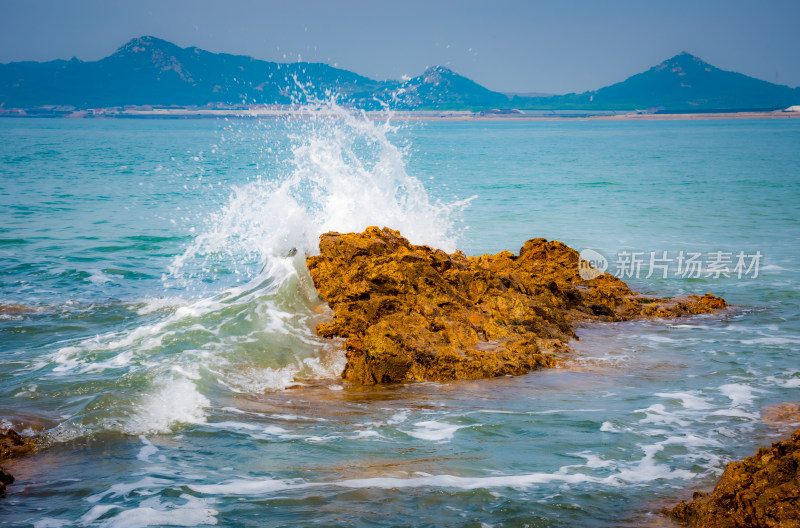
1, 36, 798, 112
518, 51, 800, 111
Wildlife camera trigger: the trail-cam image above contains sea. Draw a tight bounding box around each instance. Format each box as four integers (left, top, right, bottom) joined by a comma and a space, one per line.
1, 108, 799, 527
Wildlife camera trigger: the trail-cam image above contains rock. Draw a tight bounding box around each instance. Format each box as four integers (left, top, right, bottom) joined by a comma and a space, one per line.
669, 429, 800, 527
0, 303, 35, 314
0, 427, 35, 497
762, 402, 800, 427
0, 427, 35, 460
306, 227, 727, 385
0, 467, 13, 496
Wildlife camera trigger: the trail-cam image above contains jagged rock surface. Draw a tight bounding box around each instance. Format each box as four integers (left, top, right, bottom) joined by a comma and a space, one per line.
306, 227, 727, 385
0, 428, 34, 497
670, 429, 800, 527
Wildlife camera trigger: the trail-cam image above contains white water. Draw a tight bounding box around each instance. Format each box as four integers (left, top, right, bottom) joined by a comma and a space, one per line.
41, 103, 469, 439
168, 102, 467, 285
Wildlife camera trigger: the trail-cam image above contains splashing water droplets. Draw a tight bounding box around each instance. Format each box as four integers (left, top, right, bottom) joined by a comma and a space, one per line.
40, 100, 471, 439
169, 100, 467, 287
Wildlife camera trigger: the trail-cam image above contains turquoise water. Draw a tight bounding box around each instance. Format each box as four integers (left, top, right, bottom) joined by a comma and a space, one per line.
1, 114, 799, 527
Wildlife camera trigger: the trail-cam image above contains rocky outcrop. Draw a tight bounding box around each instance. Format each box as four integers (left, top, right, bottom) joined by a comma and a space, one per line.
670, 429, 800, 527
306, 227, 726, 385
0, 427, 35, 497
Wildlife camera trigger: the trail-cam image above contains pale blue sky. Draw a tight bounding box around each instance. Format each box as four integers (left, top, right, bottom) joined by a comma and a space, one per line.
1, 0, 798, 94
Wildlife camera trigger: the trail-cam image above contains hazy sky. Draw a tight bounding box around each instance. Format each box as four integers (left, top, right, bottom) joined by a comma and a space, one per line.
1, 0, 798, 94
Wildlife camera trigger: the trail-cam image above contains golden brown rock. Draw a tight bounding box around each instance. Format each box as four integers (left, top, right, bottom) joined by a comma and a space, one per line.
0, 427, 35, 497
670, 429, 800, 528
0, 429, 34, 497
306, 227, 727, 385
0, 427, 34, 460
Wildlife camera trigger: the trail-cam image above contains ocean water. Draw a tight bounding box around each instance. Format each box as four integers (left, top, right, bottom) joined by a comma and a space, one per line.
0, 111, 799, 527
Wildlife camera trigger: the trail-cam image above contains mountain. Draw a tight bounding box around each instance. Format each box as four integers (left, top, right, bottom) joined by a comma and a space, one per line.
0, 36, 390, 109
510, 52, 799, 111
0, 38, 797, 112
586, 52, 800, 110
390, 66, 510, 109
0, 36, 511, 111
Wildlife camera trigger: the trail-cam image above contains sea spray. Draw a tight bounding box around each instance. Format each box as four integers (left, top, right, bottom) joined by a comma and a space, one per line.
168, 99, 469, 287
39, 102, 471, 439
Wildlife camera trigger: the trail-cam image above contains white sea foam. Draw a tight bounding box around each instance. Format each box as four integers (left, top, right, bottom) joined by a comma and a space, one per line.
220, 348, 346, 393
644, 335, 679, 343
348, 430, 386, 440
189, 445, 701, 497
88, 269, 112, 285
401, 420, 475, 442
741, 336, 800, 345
33, 518, 73, 528
719, 383, 757, 406
100, 495, 218, 527
600, 421, 633, 433
387, 410, 409, 425
14, 383, 38, 398
712, 408, 758, 419
611, 443, 694, 483
124, 377, 209, 435
80, 504, 120, 525
189, 472, 600, 495
223, 364, 302, 393
764, 375, 800, 388
88, 476, 174, 503
50, 299, 219, 375
204, 421, 289, 437
335, 472, 598, 489
266, 413, 328, 422
654, 392, 713, 410
635, 404, 690, 427
760, 264, 787, 271
137, 436, 159, 463
190, 478, 314, 495
136, 296, 188, 315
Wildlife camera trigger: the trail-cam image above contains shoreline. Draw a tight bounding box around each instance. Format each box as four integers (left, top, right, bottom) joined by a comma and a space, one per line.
1, 109, 798, 121
388, 111, 800, 121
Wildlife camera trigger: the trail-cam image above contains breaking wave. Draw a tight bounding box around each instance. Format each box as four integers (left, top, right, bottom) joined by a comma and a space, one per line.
41, 100, 469, 440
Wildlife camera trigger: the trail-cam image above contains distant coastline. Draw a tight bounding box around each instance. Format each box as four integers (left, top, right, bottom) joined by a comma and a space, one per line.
1, 107, 798, 121
2, 37, 799, 116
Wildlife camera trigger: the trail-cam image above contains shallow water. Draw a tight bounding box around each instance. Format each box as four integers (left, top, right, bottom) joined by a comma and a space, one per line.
1, 114, 799, 527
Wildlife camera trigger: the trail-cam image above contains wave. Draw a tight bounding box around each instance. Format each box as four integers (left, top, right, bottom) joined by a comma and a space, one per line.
37, 100, 469, 440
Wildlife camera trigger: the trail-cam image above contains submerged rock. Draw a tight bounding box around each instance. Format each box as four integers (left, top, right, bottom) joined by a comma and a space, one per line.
670, 429, 800, 527
762, 402, 800, 427
0, 427, 35, 497
0, 303, 35, 314
306, 227, 726, 385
